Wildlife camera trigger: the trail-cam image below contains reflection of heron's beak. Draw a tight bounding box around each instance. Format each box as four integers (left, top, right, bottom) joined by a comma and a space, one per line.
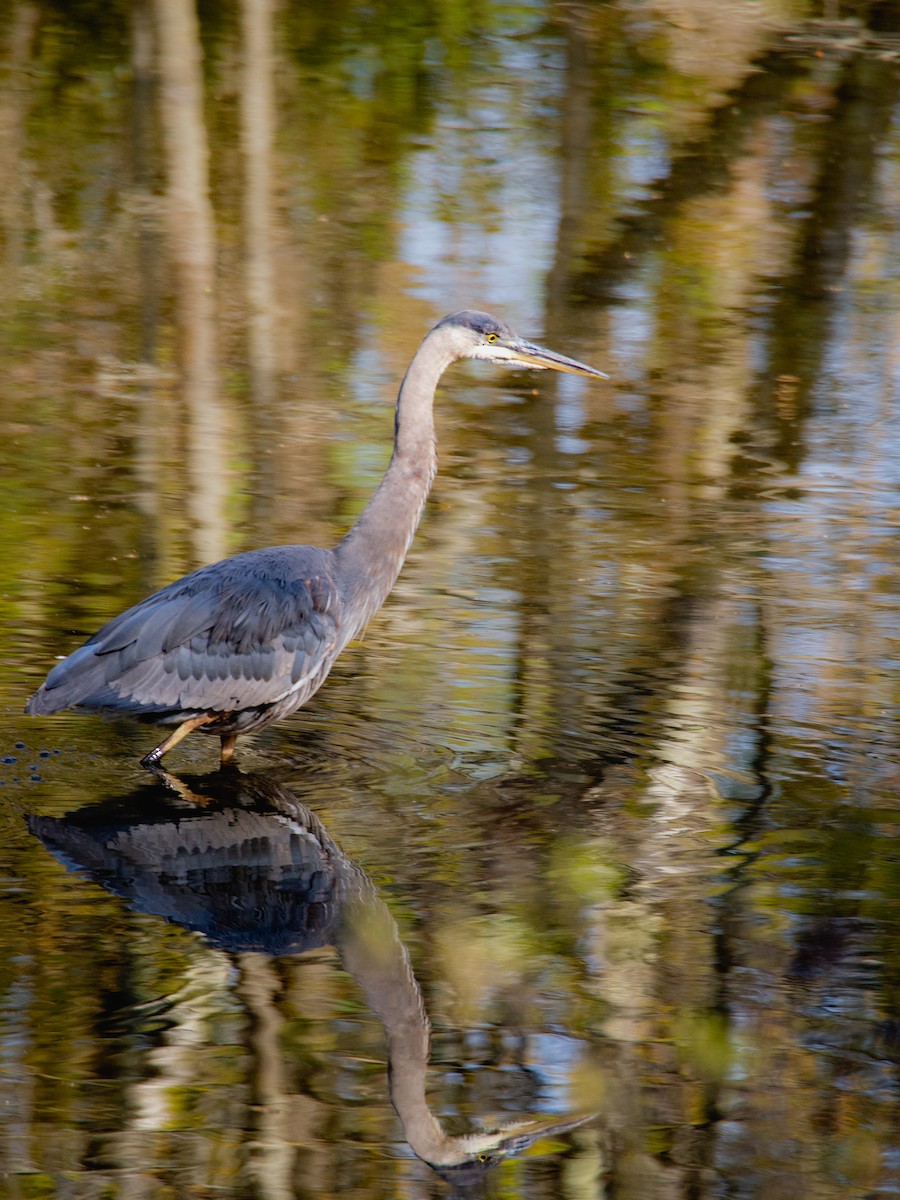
507, 339, 609, 379
475, 1110, 598, 1158
426, 1110, 599, 1177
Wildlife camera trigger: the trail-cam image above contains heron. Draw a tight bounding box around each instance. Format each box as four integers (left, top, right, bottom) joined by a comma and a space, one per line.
26, 310, 606, 767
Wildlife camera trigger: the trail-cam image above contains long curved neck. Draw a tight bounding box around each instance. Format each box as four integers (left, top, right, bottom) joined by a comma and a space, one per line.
335, 330, 454, 631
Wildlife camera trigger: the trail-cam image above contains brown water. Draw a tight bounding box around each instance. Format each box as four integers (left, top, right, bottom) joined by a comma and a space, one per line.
1, 3, 899, 1197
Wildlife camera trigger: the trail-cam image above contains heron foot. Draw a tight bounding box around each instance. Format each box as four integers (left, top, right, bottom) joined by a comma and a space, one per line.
140, 745, 164, 769
140, 714, 216, 770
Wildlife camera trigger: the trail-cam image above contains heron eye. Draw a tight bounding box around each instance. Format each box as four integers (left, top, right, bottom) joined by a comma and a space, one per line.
486, 333, 498, 343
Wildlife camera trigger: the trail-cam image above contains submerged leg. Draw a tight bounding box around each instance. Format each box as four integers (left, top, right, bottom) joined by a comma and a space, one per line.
220, 733, 238, 764
140, 714, 215, 769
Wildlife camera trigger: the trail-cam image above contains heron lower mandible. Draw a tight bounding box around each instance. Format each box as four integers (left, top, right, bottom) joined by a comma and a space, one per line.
26, 311, 606, 767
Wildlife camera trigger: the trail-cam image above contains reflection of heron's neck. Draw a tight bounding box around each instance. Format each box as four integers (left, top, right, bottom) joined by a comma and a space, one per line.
337, 889, 483, 1166
383, 986, 451, 1163
337, 888, 568, 1171
335, 332, 447, 631
339, 854, 594, 1172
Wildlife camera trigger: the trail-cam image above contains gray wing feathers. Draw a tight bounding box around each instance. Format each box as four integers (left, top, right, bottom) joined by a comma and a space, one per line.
28, 547, 344, 717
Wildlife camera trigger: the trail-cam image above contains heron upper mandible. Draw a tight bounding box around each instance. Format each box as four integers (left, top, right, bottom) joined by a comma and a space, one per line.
26, 311, 606, 767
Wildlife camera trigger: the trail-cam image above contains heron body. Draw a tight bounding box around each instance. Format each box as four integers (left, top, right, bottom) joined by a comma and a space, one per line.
26, 311, 605, 766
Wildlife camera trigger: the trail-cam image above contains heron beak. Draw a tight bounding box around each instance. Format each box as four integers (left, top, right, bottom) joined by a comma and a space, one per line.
507, 338, 608, 379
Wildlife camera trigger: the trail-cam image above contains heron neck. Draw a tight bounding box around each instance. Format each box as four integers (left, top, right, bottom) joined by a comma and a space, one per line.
335, 332, 450, 629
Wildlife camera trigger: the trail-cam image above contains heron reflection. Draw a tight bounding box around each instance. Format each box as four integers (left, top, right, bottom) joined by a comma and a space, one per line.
27, 769, 594, 1185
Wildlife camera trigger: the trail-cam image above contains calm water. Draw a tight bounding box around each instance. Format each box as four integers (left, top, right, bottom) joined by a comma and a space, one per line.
1, 2, 899, 1197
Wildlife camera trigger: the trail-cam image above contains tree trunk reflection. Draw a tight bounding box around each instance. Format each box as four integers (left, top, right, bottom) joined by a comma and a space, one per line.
153, 0, 229, 564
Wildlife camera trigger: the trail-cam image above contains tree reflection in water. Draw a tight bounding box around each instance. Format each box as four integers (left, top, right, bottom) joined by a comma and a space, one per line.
28, 769, 596, 1196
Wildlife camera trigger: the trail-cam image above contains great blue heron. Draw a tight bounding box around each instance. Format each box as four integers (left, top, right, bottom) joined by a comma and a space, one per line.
26, 310, 606, 767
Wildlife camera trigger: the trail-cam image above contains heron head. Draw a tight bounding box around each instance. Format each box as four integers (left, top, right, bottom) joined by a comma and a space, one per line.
437, 310, 608, 379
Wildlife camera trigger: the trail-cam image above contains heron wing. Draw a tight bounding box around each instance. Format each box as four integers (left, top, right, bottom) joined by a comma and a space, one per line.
28, 547, 344, 717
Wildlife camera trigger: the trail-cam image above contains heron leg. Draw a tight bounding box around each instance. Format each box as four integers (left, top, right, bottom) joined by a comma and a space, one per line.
220, 733, 238, 764
140, 714, 215, 769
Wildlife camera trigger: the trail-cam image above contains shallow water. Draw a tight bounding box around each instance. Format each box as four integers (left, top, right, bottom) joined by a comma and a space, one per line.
1, 3, 900, 1197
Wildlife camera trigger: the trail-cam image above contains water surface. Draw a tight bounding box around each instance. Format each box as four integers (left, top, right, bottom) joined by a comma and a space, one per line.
1, 3, 899, 1197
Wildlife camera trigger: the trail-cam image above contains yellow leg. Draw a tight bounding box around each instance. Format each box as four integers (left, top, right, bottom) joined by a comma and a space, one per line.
140, 714, 215, 768
220, 733, 238, 765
